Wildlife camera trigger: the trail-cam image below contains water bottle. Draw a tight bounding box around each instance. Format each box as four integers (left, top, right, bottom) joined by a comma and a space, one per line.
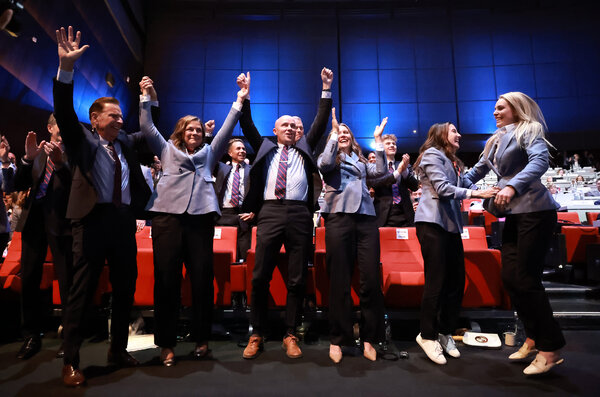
384, 314, 391, 345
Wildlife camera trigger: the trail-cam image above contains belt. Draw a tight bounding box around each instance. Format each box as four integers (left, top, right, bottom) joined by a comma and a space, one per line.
263, 199, 307, 206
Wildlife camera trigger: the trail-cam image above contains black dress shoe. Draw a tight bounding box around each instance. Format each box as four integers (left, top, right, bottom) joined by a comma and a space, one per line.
107, 349, 140, 367
16, 337, 41, 360
62, 364, 86, 387
56, 342, 65, 359
193, 344, 210, 359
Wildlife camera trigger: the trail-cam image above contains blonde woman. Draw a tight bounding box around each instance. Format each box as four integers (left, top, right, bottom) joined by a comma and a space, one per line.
463, 92, 565, 375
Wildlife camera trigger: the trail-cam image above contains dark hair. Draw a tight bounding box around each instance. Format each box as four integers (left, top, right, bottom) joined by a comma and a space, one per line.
328, 123, 367, 165
170, 115, 204, 152
414, 122, 463, 175
88, 97, 120, 119
228, 138, 244, 150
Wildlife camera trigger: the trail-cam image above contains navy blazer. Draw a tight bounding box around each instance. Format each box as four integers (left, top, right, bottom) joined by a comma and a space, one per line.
463, 124, 559, 215
53, 79, 151, 219
317, 138, 385, 215
140, 101, 241, 215
414, 147, 470, 233
239, 97, 332, 214
215, 161, 251, 208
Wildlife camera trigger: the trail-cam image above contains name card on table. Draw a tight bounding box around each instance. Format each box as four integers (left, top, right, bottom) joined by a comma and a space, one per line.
395, 228, 409, 240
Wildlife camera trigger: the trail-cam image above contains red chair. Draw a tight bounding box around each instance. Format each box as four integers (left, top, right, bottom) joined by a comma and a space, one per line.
379, 227, 424, 308
461, 227, 508, 308
133, 226, 154, 306
557, 211, 581, 224
461, 198, 483, 212
313, 227, 360, 308
585, 212, 599, 225
560, 226, 600, 265
467, 209, 498, 235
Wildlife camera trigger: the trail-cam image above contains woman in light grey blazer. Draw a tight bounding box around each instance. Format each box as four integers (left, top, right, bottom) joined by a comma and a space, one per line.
413, 123, 497, 365
317, 108, 386, 363
463, 92, 565, 375
139, 76, 248, 366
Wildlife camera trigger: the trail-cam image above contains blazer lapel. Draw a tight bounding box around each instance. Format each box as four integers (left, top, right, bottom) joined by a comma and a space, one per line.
495, 131, 513, 166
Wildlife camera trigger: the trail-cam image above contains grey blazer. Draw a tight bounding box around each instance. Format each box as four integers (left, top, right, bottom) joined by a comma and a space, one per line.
414, 147, 470, 233
140, 101, 241, 215
463, 125, 559, 215
317, 138, 386, 216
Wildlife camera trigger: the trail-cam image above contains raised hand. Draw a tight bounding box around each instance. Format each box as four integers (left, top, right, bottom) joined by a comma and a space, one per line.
139, 76, 158, 101
236, 72, 250, 104
204, 120, 215, 136
397, 153, 410, 174
43, 141, 64, 166
24, 131, 45, 161
373, 117, 388, 143
0, 135, 10, 163
321, 67, 333, 90
56, 26, 89, 72
330, 107, 339, 133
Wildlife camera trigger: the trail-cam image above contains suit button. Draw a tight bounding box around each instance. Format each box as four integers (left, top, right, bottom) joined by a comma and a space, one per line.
179, 168, 183, 174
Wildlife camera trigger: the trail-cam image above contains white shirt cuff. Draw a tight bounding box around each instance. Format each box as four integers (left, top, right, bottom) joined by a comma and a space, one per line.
329, 132, 338, 141
57, 68, 74, 83
232, 101, 243, 111
374, 143, 384, 151
393, 170, 400, 179
321, 90, 332, 99
466, 189, 472, 199
140, 94, 151, 102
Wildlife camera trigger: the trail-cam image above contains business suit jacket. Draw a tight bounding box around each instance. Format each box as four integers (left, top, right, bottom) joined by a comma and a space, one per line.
14, 151, 71, 236
317, 138, 385, 216
0, 167, 14, 234
368, 159, 420, 227
215, 161, 251, 207
239, 97, 332, 214
463, 125, 559, 215
414, 147, 471, 234
140, 101, 241, 215
53, 79, 151, 219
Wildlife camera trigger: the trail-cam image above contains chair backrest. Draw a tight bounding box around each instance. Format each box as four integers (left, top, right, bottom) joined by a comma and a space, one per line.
214, 226, 238, 261
315, 226, 325, 252
557, 211, 581, 224
586, 212, 600, 225
462, 226, 488, 250
461, 198, 483, 212
379, 227, 423, 279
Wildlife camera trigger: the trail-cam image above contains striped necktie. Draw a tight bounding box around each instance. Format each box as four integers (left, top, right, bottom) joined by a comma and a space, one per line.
35, 157, 55, 199
274, 146, 288, 199
389, 161, 401, 204
230, 164, 241, 207
107, 142, 122, 206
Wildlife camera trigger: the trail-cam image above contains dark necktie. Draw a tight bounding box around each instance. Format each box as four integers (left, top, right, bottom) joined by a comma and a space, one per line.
107, 142, 122, 206
274, 146, 288, 199
389, 161, 401, 204
230, 164, 241, 207
35, 157, 55, 199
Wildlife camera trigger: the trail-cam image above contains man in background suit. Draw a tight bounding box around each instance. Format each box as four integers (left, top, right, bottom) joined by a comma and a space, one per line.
53, 26, 151, 387
237, 68, 333, 359
14, 115, 72, 360
215, 138, 253, 260
0, 135, 14, 256
368, 134, 419, 227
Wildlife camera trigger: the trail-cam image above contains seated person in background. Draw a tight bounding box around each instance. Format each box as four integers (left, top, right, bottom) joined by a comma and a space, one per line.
367, 151, 376, 164
585, 178, 600, 197
411, 186, 422, 212
556, 168, 565, 178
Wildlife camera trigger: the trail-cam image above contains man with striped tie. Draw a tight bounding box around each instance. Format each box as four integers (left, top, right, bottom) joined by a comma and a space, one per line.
215, 138, 253, 260
14, 114, 72, 360
237, 68, 333, 359
368, 134, 420, 227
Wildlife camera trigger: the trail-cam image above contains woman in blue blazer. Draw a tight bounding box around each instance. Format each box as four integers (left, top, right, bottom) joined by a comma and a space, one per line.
413, 123, 497, 365
139, 76, 248, 366
463, 92, 564, 375
317, 108, 386, 363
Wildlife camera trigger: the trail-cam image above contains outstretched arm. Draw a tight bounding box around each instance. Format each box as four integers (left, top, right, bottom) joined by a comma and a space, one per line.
139, 76, 167, 156
236, 72, 263, 152
317, 108, 339, 175
305, 67, 334, 149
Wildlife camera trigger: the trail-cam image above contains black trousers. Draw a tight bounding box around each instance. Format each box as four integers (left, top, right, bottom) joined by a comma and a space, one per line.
325, 213, 384, 346
384, 203, 412, 227
20, 200, 72, 338
502, 210, 565, 351
63, 204, 137, 367
152, 213, 215, 348
216, 207, 252, 260
416, 222, 465, 340
250, 201, 312, 336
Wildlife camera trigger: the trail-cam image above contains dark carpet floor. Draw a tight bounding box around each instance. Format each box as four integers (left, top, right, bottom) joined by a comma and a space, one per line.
1, 329, 599, 397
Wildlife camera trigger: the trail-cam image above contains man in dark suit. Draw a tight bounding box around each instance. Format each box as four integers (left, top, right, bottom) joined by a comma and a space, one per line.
237, 69, 333, 359
14, 116, 72, 360
53, 26, 151, 387
368, 134, 419, 227
215, 138, 253, 260
0, 135, 14, 256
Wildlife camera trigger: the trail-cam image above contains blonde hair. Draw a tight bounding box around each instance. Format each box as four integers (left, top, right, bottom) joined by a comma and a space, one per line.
482, 92, 552, 158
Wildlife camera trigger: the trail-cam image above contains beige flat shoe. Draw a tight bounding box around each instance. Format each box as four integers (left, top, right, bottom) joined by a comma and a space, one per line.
509, 343, 538, 360
329, 345, 342, 364
523, 354, 564, 375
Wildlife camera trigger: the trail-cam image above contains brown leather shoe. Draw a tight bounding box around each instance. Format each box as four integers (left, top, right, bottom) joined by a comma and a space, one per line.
282, 335, 303, 359
107, 349, 140, 367
193, 343, 210, 359
242, 335, 263, 359
62, 365, 85, 387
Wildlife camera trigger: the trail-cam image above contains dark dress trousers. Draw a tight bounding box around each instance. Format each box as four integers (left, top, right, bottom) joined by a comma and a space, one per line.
240, 97, 331, 336
14, 151, 72, 338
53, 79, 151, 367
368, 162, 419, 227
